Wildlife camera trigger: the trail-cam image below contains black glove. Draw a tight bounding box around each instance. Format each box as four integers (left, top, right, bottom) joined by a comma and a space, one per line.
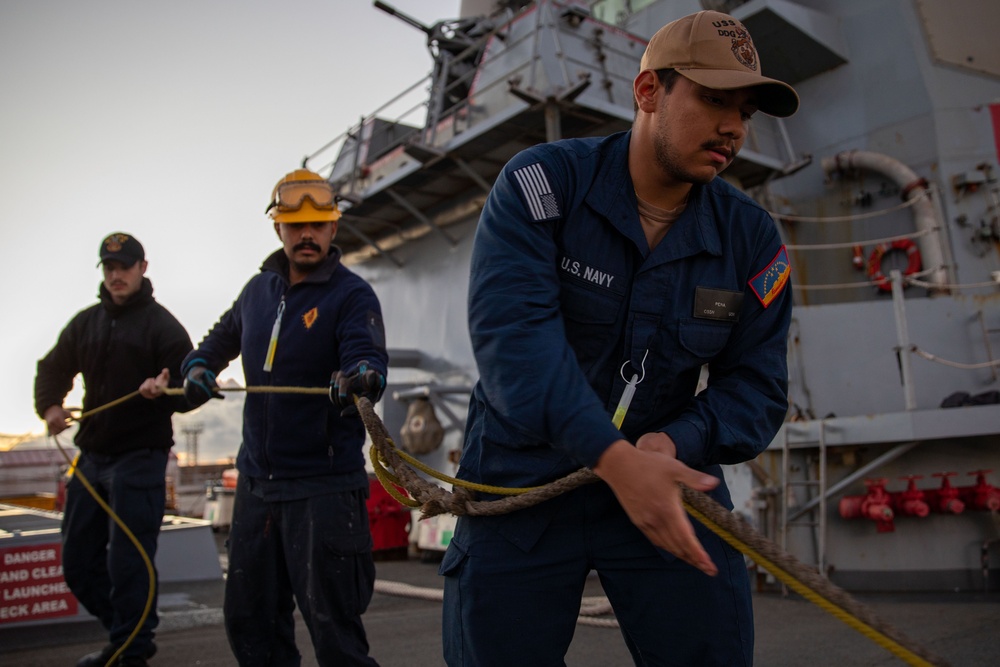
183, 365, 222, 408
330, 361, 385, 416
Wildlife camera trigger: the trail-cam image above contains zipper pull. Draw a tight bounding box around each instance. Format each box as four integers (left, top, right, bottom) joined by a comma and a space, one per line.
263, 298, 286, 372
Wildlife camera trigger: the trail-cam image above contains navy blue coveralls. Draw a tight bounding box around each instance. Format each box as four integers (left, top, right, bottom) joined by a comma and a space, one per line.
183, 247, 388, 667
441, 131, 792, 666
34, 278, 193, 660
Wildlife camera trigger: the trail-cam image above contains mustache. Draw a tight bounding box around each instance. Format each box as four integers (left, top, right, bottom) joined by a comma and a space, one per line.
702, 140, 734, 158
293, 241, 323, 253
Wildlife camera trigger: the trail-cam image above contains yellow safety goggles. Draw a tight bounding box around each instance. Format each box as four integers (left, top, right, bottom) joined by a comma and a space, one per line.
266, 179, 337, 214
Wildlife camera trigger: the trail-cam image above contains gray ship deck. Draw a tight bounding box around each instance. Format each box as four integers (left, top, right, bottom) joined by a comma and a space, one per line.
2, 534, 998, 667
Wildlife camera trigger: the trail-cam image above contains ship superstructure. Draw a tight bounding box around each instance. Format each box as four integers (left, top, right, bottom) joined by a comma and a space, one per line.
304, 0, 1000, 592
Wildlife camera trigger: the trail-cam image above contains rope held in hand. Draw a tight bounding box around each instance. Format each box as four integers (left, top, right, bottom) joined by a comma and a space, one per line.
77, 385, 950, 666
353, 397, 951, 667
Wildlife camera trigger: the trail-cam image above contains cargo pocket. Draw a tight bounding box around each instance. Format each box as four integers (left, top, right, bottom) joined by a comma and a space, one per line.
121, 476, 165, 539
648, 318, 734, 409
320, 490, 376, 617
439, 537, 469, 665
662, 318, 734, 381
118, 450, 168, 538
677, 318, 733, 359
438, 535, 469, 578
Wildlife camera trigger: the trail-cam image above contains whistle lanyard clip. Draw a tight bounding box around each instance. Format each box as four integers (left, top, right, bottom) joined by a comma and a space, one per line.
612, 349, 648, 429
263, 298, 286, 372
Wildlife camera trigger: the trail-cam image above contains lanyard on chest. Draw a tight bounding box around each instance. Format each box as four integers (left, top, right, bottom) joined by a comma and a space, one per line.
263, 297, 286, 372
610, 268, 662, 430
612, 349, 647, 429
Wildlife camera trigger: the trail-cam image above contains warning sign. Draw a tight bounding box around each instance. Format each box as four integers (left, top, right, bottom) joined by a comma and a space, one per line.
0, 543, 78, 624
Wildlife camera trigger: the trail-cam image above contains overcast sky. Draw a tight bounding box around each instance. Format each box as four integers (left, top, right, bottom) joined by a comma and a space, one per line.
0, 0, 461, 436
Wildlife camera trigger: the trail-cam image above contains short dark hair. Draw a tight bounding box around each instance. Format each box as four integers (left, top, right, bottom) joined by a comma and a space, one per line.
634, 68, 682, 113
656, 68, 682, 90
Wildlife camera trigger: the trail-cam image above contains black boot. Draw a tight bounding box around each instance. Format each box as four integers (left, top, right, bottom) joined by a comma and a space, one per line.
76, 643, 156, 667
116, 657, 150, 667
76, 645, 116, 667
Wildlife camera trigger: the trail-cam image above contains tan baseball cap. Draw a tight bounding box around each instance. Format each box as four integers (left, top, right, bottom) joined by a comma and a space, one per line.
640, 10, 799, 117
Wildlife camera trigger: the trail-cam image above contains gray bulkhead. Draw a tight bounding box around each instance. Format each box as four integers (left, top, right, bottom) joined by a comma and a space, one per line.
306, 0, 1000, 590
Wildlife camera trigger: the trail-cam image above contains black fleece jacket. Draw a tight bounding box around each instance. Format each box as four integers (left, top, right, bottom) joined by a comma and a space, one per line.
34, 278, 193, 454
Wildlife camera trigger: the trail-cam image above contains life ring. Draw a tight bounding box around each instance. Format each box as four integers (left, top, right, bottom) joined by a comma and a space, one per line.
866, 239, 922, 292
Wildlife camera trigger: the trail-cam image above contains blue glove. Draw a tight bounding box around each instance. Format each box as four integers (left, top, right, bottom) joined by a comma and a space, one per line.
330, 361, 385, 416
183, 364, 222, 407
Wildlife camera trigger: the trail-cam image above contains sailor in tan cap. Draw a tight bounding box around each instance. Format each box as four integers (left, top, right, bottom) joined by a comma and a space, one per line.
443, 10, 798, 666
631, 10, 799, 214
640, 10, 798, 116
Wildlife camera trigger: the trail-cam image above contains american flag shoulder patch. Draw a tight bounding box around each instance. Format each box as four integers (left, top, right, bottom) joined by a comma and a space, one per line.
512, 162, 561, 221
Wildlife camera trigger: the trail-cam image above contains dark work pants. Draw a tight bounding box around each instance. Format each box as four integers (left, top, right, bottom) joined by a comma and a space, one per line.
441, 482, 754, 667
223, 474, 380, 667
61, 448, 168, 658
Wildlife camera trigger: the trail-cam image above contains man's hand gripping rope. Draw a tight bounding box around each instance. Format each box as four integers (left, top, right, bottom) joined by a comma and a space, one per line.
354, 397, 951, 667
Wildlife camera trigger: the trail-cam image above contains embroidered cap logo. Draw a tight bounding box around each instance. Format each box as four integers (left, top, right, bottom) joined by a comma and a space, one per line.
729, 25, 757, 72
104, 234, 127, 253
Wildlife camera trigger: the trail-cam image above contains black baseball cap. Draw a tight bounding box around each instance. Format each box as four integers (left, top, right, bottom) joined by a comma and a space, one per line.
98, 232, 145, 268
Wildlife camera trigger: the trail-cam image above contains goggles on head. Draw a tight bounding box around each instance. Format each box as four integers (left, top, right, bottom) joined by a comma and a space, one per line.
266, 179, 337, 214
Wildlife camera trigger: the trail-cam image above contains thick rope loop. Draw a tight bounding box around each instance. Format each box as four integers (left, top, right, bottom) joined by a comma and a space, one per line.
355, 396, 952, 667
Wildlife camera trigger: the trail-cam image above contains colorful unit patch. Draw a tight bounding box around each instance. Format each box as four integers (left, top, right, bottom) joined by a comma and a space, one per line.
302, 307, 318, 329
750, 245, 791, 308
512, 162, 560, 221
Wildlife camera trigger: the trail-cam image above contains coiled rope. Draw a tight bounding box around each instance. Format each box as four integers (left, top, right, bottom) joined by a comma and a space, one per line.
124, 386, 950, 665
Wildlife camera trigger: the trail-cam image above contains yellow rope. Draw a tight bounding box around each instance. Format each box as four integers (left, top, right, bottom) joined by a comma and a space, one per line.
76, 384, 949, 666
160, 386, 328, 395
49, 428, 156, 667
683, 503, 938, 667
369, 444, 420, 508
380, 438, 544, 496
361, 400, 949, 667
72, 390, 142, 421
165, 386, 536, 494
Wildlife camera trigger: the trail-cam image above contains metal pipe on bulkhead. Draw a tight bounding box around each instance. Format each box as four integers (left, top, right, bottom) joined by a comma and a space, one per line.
821, 150, 950, 290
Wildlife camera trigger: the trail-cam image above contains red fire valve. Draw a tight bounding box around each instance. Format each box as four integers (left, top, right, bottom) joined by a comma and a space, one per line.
927, 472, 965, 514
963, 470, 1000, 512
839, 478, 895, 532
891, 475, 929, 518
